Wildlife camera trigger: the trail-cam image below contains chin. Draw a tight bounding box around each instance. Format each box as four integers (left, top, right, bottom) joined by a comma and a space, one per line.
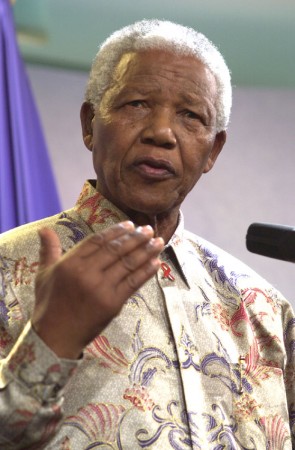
128, 199, 178, 217
115, 185, 180, 216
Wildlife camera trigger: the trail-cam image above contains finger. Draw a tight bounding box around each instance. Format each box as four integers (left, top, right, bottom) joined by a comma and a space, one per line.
77, 225, 155, 272
118, 256, 162, 298
76, 221, 135, 258
106, 225, 154, 257
97, 221, 136, 244
38, 228, 62, 269
96, 225, 155, 272
108, 237, 164, 282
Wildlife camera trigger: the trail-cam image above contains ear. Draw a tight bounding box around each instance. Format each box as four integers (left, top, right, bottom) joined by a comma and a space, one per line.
203, 130, 226, 174
80, 102, 95, 151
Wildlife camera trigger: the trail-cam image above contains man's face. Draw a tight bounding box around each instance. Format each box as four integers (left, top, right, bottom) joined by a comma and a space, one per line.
82, 50, 226, 218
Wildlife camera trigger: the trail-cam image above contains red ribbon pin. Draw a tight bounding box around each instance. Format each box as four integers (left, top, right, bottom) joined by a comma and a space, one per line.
160, 262, 175, 281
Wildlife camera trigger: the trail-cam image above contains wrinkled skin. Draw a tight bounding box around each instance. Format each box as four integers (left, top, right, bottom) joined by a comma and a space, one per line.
81, 50, 226, 240
33, 223, 163, 358
33, 50, 226, 358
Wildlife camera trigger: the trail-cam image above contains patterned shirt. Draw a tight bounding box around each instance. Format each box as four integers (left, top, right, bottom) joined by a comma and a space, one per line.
0, 180, 294, 449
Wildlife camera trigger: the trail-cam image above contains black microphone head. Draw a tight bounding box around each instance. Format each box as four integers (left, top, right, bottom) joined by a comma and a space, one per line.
246, 222, 295, 263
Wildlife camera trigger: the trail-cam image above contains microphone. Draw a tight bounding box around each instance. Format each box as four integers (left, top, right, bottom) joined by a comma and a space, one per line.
246, 223, 295, 263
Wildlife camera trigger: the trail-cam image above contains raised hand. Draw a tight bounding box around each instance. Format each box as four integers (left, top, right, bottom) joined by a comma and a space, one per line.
33, 221, 164, 359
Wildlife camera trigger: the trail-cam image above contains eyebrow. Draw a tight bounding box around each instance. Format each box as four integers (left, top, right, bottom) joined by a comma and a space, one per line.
117, 83, 162, 97
116, 84, 214, 110
179, 91, 209, 105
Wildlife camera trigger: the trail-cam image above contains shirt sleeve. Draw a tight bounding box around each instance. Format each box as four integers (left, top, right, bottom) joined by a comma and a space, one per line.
283, 302, 295, 446
0, 321, 79, 449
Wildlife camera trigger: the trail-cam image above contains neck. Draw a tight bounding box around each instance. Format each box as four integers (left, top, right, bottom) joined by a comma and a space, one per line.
94, 180, 180, 243
127, 209, 179, 244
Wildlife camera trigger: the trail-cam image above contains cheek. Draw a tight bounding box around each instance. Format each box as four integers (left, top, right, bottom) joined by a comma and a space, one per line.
93, 122, 114, 149
93, 119, 133, 154
180, 139, 215, 184
92, 134, 113, 178
92, 125, 131, 182
92, 126, 117, 167
182, 144, 210, 173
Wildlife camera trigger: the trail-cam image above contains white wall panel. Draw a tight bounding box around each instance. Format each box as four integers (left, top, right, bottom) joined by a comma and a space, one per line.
28, 65, 295, 304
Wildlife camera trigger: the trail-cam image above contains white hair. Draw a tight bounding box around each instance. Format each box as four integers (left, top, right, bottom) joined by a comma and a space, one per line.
85, 19, 232, 132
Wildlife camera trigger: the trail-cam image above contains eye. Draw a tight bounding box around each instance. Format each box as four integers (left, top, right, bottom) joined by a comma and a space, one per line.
180, 109, 209, 127
182, 109, 200, 120
126, 100, 146, 108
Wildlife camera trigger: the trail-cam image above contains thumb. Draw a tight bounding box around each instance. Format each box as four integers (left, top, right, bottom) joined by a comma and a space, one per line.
38, 228, 62, 269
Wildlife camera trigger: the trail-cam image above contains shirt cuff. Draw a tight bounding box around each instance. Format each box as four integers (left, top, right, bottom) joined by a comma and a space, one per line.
0, 321, 79, 404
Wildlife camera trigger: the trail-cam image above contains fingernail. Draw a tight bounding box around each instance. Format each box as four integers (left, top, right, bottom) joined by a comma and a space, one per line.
147, 237, 164, 249
136, 225, 153, 235
119, 221, 135, 230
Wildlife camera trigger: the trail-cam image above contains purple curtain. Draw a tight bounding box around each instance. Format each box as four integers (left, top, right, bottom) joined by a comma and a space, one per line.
0, 0, 61, 233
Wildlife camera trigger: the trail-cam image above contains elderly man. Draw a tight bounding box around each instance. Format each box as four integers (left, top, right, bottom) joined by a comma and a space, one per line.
0, 20, 294, 449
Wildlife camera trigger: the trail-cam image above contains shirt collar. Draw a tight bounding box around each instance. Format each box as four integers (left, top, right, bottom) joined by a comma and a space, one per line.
74, 180, 129, 232
166, 210, 193, 289
75, 180, 193, 287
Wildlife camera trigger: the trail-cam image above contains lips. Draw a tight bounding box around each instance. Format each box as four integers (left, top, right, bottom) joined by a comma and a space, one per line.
132, 156, 176, 179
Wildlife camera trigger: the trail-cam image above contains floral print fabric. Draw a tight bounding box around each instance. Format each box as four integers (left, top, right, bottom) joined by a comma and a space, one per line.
0, 180, 294, 449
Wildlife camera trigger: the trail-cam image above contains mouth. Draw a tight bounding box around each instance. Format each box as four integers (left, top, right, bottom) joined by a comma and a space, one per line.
132, 156, 176, 180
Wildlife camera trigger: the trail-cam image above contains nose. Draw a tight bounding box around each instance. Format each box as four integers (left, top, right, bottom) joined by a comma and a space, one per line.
140, 109, 177, 149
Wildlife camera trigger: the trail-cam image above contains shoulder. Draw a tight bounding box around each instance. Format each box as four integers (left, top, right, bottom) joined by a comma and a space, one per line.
183, 228, 259, 277
183, 229, 293, 315
0, 208, 87, 261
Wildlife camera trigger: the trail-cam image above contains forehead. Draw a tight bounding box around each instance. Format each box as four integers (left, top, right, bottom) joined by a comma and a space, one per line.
110, 49, 217, 99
